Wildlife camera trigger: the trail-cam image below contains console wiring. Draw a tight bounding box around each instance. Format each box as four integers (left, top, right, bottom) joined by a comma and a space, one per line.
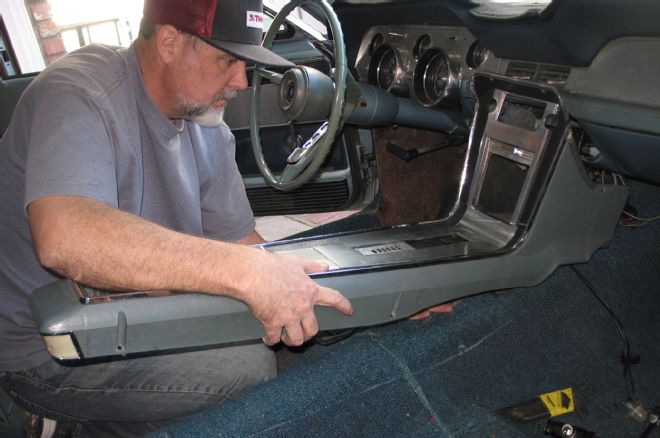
620, 210, 660, 228
570, 265, 638, 399
589, 170, 660, 227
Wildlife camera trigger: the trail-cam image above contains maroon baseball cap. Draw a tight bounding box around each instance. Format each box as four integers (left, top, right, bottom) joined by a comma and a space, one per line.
143, 0, 294, 67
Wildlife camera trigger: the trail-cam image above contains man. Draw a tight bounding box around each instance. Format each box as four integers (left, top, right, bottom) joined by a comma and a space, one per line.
0, 0, 352, 435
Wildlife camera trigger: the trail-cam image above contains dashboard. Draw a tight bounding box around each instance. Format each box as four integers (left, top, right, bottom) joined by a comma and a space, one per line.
354, 24, 660, 114
352, 23, 660, 184
354, 25, 490, 109
353, 24, 585, 112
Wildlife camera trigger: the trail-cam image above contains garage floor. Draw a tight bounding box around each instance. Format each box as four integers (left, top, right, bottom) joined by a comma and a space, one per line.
255, 210, 358, 242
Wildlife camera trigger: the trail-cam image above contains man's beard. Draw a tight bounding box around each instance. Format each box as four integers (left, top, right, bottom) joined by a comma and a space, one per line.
177, 89, 237, 127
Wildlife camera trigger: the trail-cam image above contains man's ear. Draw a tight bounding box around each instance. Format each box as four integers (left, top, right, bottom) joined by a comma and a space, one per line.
154, 24, 182, 64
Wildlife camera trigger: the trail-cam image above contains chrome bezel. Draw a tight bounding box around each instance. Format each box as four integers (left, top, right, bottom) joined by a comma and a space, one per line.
367, 44, 406, 94
369, 33, 384, 55
412, 48, 460, 107
466, 40, 491, 69
413, 34, 432, 59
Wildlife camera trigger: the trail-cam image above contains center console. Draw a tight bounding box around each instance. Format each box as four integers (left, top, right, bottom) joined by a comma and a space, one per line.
29, 75, 627, 362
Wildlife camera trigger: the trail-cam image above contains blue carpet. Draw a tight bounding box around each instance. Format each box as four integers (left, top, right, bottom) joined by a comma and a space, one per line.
154, 180, 660, 437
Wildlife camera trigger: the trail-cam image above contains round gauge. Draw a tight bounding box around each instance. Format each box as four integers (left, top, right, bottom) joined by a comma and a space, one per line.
413, 49, 451, 107
368, 45, 399, 91
413, 34, 432, 59
369, 33, 384, 55
466, 40, 489, 69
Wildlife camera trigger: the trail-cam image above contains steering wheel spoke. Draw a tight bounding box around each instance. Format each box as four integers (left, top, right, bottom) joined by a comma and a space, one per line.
255, 67, 284, 85
287, 121, 329, 164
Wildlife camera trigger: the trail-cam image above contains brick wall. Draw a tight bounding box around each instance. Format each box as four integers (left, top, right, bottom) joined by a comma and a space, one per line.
26, 0, 66, 65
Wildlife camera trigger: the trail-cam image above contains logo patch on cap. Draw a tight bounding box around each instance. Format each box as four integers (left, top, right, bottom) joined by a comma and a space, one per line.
246, 11, 264, 29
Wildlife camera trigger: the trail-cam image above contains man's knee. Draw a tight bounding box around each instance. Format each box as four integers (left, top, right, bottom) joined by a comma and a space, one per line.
219, 343, 277, 394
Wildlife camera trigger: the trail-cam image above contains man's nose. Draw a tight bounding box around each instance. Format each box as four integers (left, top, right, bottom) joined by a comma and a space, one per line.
229, 60, 249, 90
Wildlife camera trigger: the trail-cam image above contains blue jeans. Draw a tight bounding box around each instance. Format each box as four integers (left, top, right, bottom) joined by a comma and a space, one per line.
0, 343, 276, 437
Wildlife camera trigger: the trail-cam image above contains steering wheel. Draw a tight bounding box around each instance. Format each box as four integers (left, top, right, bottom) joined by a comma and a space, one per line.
250, 0, 347, 191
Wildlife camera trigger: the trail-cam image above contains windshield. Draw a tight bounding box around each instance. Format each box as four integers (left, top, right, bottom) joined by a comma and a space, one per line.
331, 0, 554, 20
263, 0, 328, 40
467, 0, 553, 20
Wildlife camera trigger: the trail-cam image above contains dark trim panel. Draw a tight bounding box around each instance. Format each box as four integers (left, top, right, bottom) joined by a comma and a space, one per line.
334, 0, 660, 67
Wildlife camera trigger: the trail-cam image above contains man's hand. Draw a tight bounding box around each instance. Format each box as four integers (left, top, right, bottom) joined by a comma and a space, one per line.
409, 303, 454, 321
238, 251, 353, 347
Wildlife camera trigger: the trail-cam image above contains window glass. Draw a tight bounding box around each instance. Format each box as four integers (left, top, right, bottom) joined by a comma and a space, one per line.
51, 0, 143, 52
1, 0, 143, 76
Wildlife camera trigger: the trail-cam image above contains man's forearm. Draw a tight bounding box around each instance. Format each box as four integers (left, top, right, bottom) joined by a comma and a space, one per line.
28, 195, 258, 298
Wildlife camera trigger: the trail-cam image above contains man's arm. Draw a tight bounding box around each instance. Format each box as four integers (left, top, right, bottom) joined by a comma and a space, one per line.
235, 230, 266, 245
28, 195, 352, 346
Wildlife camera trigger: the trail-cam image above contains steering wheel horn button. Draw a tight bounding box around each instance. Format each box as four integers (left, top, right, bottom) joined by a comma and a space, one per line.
278, 66, 334, 121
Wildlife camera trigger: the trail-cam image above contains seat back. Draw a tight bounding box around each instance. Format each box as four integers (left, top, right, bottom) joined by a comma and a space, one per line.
0, 75, 36, 138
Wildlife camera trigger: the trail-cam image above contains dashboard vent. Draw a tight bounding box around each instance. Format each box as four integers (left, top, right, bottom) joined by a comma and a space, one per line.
537, 65, 571, 88
248, 180, 350, 216
505, 62, 538, 81
505, 62, 570, 89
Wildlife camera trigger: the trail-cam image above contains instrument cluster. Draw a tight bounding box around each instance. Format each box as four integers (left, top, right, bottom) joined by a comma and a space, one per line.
355, 25, 492, 108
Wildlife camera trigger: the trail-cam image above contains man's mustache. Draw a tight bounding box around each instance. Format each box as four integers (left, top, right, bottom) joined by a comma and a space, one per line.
216, 89, 237, 102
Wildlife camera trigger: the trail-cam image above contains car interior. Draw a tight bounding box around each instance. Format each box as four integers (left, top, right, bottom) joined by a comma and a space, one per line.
22, 0, 658, 362
1, 0, 659, 436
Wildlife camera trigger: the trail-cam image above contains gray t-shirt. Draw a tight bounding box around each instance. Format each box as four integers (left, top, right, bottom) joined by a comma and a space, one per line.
0, 43, 255, 371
